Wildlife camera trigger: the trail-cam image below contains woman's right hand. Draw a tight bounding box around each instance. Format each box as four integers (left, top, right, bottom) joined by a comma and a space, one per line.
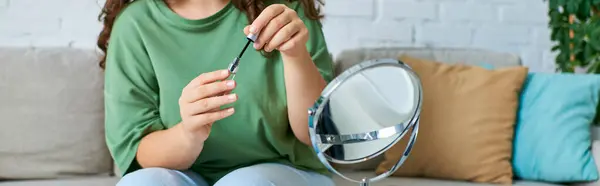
178, 69, 237, 142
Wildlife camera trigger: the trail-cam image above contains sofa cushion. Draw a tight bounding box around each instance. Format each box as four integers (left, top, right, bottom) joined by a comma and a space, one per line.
0, 177, 119, 186
375, 55, 528, 184
334, 171, 564, 186
511, 73, 600, 182
0, 48, 112, 179
478, 65, 600, 183
574, 140, 600, 186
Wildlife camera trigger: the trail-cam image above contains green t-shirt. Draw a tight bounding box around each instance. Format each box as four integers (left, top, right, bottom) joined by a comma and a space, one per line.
103, 0, 334, 184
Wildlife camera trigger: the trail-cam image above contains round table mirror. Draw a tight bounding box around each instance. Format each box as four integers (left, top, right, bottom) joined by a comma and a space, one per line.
308, 58, 423, 186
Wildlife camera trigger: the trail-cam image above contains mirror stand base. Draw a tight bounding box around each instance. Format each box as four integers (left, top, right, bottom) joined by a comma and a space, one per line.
359, 178, 369, 186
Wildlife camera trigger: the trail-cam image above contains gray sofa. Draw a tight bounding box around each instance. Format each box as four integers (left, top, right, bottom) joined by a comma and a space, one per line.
1, 47, 599, 186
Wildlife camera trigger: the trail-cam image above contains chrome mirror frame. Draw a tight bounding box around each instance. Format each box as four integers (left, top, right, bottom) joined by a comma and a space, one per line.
307, 58, 422, 186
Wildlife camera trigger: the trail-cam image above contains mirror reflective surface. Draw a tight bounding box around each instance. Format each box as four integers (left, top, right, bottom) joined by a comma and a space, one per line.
308, 59, 422, 185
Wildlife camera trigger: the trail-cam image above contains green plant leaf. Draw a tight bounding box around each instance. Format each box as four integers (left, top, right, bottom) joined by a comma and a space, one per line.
577, 1, 592, 20
547, 0, 600, 73
552, 45, 561, 51
593, 0, 600, 8
582, 44, 594, 66
588, 26, 600, 50
587, 56, 600, 73
549, 0, 559, 9
567, 0, 581, 13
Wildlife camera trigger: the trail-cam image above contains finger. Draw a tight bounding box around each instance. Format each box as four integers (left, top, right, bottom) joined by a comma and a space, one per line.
184, 69, 230, 91
183, 80, 236, 103
220, 89, 233, 96
278, 28, 308, 52
189, 107, 235, 127
185, 94, 238, 116
264, 20, 302, 52
254, 13, 293, 50
243, 25, 251, 36
250, 4, 286, 34
195, 80, 236, 101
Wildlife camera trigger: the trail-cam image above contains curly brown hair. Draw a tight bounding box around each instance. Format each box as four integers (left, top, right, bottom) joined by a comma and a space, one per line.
97, 0, 324, 69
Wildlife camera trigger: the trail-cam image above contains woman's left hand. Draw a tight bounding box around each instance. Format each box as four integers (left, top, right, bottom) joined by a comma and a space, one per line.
244, 4, 308, 57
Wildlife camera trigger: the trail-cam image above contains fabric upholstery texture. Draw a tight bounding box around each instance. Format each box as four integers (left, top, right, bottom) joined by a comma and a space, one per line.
512, 73, 600, 182
333, 47, 522, 76
0, 48, 113, 179
333, 172, 563, 186
574, 140, 600, 186
0, 174, 562, 186
3, 47, 595, 186
0, 177, 119, 186
375, 55, 528, 184
480, 64, 600, 183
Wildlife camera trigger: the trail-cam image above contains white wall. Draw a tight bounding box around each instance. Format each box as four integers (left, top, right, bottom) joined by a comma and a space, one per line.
0, 0, 103, 48
322, 0, 554, 72
0, 0, 554, 72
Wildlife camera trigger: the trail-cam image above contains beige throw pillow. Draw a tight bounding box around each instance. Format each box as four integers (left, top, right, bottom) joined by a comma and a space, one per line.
375, 55, 528, 184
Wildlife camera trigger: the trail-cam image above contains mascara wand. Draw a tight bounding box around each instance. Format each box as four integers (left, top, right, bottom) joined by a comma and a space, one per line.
227, 33, 258, 80
238, 38, 252, 58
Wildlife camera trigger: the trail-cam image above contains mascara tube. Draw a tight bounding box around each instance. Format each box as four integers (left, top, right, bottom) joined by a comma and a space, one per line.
225, 33, 258, 81
226, 57, 240, 80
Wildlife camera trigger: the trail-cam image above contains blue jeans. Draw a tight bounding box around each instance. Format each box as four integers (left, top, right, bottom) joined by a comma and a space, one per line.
116, 163, 335, 186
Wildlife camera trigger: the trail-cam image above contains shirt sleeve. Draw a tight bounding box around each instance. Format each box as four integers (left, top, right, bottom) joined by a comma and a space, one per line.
292, 3, 335, 83
103, 11, 165, 176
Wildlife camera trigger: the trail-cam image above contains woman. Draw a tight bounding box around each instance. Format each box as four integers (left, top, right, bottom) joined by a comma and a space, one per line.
98, 0, 336, 185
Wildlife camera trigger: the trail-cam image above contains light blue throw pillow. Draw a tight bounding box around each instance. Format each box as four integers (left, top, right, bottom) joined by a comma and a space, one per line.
479, 64, 600, 182
513, 73, 600, 182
